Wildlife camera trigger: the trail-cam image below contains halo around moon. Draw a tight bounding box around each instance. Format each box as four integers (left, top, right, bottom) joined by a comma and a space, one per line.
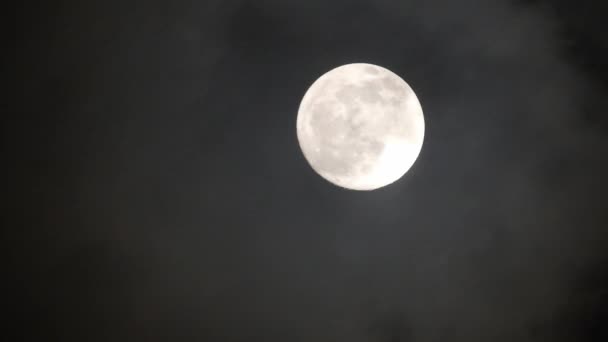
296, 63, 425, 190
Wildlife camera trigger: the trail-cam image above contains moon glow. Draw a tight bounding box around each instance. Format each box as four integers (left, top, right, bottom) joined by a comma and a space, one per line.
296, 63, 425, 190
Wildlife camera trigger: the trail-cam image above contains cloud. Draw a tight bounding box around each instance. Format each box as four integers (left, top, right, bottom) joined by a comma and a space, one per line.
218, 0, 608, 340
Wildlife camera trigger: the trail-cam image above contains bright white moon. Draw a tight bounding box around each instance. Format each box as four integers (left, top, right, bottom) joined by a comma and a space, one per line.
296, 63, 425, 190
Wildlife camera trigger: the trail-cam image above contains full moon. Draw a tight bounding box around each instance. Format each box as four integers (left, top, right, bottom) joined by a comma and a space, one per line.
296, 63, 425, 190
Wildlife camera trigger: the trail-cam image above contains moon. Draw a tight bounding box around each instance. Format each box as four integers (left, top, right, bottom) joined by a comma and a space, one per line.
296, 63, 425, 190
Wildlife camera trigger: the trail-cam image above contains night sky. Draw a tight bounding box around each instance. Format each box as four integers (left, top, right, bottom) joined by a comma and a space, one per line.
8, 0, 608, 341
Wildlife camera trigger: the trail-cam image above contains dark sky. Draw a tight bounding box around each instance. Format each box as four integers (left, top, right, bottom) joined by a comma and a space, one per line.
8, 0, 608, 341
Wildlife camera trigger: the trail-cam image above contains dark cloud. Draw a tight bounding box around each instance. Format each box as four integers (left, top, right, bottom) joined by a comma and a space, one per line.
7, 0, 608, 341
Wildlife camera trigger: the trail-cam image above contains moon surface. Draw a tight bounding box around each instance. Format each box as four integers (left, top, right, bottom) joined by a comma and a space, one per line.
296, 63, 425, 190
